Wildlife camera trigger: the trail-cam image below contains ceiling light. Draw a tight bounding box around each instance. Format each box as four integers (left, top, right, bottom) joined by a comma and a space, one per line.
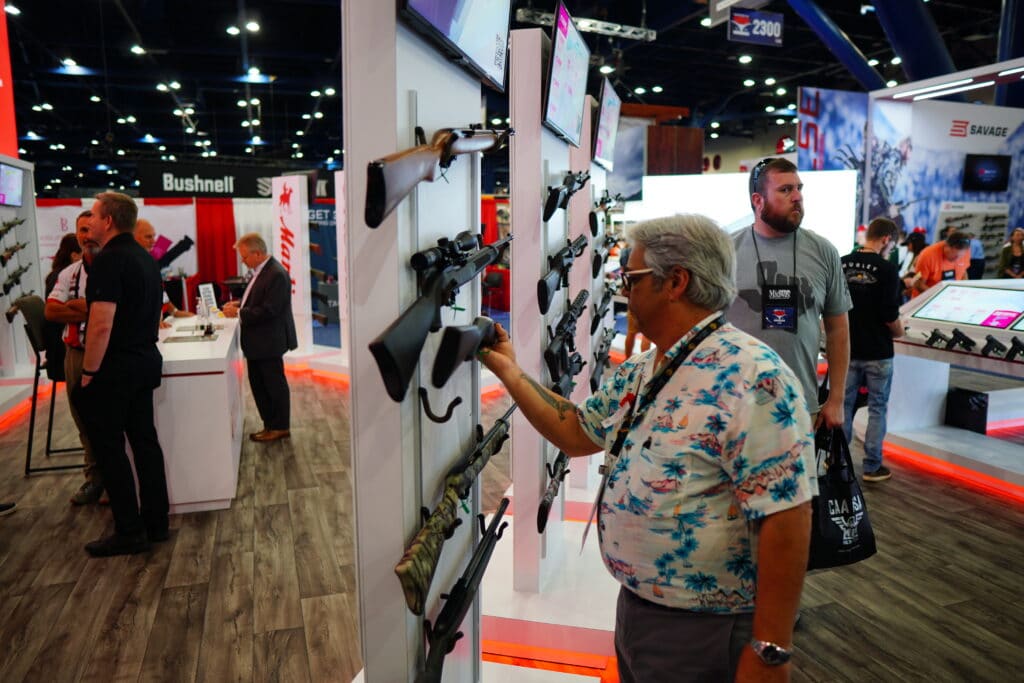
209, 150, 217, 157
250, 97, 260, 106
743, 79, 755, 87
130, 44, 146, 55
324, 88, 335, 96
248, 67, 260, 77
776, 118, 786, 125
142, 134, 156, 143
765, 105, 776, 112
599, 64, 614, 75
158, 145, 166, 151
90, 139, 99, 145
887, 80, 898, 87
310, 90, 321, 97
334, 149, 341, 154
295, 152, 303, 159
202, 139, 211, 146
62, 58, 77, 67
237, 99, 247, 107
652, 85, 663, 93
788, 103, 797, 110
5, 5, 22, 16
126, 115, 136, 123
997, 66, 1024, 77
764, 77, 776, 86
292, 143, 301, 149
226, 26, 240, 36
251, 118, 260, 126
42, 102, 53, 110
90, 95, 101, 103
868, 58, 879, 67
490, 117, 502, 125
184, 107, 195, 115
710, 121, 720, 129
891, 56, 902, 65
32, 105, 41, 112
241, 120, 251, 128
893, 77, 973, 99
295, 130, 304, 136
313, 111, 324, 119
117, 117, 126, 124
25, 131, 41, 140
116, 149, 125, 156
245, 147, 253, 154
173, 108, 184, 116
634, 86, 646, 95
251, 135, 262, 144
912, 79, 994, 101
246, 21, 260, 32
776, 87, 787, 95
326, 157, 334, 164
185, 126, 195, 133
169, 81, 181, 90
739, 55, 752, 64
157, 83, 169, 92
194, 140, 203, 147
302, 113, 312, 120
701, 17, 711, 28
168, 155, 176, 161
710, 132, 719, 139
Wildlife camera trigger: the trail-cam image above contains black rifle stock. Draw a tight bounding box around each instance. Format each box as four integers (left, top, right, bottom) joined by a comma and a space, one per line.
394, 404, 517, 616
157, 235, 195, 269
417, 497, 510, 683
0, 217, 26, 240
543, 290, 588, 382
591, 287, 614, 334
591, 233, 617, 279
369, 232, 513, 402
431, 316, 496, 389
0, 241, 29, 267
542, 171, 590, 222
537, 234, 588, 315
3, 263, 31, 296
537, 451, 570, 534
366, 126, 514, 228
590, 328, 616, 392
550, 350, 585, 397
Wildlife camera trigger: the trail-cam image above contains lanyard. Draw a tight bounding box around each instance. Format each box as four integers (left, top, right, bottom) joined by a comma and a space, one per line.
750, 226, 796, 286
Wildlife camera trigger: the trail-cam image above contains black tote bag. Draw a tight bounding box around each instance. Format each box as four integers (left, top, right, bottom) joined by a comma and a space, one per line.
807, 426, 877, 570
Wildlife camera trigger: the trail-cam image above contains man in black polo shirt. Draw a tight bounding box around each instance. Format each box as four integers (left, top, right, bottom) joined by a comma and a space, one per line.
73, 191, 168, 556
841, 217, 905, 483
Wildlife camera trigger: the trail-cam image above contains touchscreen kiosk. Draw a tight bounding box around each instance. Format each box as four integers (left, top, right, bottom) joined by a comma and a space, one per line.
910, 284, 1024, 330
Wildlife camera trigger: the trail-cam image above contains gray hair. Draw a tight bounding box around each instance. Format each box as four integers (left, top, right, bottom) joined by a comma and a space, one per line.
236, 232, 268, 254
627, 214, 737, 311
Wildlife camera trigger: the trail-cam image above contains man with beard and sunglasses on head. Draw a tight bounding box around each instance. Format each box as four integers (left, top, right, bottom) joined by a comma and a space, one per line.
728, 158, 852, 432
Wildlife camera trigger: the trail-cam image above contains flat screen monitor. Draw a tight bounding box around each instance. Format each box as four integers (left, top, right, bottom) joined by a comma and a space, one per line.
0, 164, 24, 207
961, 154, 1011, 193
911, 284, 1024, 329
402, 0, 512, 92
542, 2, 590, 147
592, 77, 621, 171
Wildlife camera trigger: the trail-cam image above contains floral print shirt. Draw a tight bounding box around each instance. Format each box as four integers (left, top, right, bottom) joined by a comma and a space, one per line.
577, 313, 817, 612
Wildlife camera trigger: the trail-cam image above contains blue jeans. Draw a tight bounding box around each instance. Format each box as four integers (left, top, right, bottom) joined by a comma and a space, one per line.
843, 358, 894, 473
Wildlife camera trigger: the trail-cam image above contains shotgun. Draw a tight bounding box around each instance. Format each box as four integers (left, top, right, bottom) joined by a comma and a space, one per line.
366, 126, 514, 228
537, 234, 588, 315
431, 316, 496, 389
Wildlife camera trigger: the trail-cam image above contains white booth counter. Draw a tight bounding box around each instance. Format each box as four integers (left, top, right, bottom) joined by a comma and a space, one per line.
155, 317, 244, 513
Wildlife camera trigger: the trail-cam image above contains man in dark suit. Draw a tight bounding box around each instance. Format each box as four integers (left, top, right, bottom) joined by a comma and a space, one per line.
222, 232, 297, 442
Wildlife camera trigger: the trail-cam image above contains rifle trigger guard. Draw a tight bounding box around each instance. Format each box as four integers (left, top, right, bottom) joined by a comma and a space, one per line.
419, 388, 462, 424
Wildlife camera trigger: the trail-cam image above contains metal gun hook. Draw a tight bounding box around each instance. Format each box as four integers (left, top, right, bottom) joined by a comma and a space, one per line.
476, 514, 510, 540
418, 387, 461, 424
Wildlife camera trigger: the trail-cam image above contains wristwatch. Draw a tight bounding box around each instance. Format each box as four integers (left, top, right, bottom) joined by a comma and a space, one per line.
750, 639, 792, 666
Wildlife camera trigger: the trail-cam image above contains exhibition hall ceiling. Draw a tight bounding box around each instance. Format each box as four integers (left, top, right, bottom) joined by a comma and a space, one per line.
5, 0, 1008, 195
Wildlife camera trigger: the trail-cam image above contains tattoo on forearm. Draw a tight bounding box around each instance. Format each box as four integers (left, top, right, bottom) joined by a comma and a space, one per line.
521, 373, 575, 421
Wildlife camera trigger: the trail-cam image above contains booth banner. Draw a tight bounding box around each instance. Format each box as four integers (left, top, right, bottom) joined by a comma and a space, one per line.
34, 199, 89, 274
334, 170, 349, 361
865, 99, 913, 229
797, 87, 868, 172
138, 161, 278, 198
912, 100, 1024, 154
138, 199, 198, 276
271, 175, 312, 353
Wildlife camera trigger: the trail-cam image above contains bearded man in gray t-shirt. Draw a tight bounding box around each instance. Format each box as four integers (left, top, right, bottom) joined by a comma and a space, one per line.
727, 158, 852, 429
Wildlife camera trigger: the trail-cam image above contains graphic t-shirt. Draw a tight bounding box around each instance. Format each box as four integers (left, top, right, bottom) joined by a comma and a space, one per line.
841, 251, 901, 360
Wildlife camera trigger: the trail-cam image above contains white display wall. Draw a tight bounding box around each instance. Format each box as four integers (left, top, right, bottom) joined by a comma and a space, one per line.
0, 153, 39, 385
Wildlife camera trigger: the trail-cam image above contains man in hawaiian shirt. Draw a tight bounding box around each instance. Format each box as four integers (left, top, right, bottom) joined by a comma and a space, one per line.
479, 214, 815, 682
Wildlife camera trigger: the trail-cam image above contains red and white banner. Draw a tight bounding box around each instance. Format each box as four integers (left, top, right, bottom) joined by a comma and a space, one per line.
271, 176, 312, 353
912, 100, 1024, 154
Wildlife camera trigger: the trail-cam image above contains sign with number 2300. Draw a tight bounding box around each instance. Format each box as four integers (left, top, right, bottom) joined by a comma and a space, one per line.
727, 8, 784, 47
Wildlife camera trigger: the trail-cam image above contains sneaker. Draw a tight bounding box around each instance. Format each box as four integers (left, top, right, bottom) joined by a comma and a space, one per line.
863, 466, 892, 482
71, 481, 105, 506
0, 502, 15, 516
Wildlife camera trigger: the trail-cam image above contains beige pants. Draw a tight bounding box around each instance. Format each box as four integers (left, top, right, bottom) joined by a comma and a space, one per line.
64, 346, 100, 483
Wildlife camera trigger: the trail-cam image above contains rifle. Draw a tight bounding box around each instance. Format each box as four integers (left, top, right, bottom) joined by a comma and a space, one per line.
157, 235, 194, 269
417, 497, 509, 683
365, 125, 514, 228
544, 290, 588, 380
3, 263, 31, 296
537, 234, 588, 315
394, 404, 516, 615
590, 328, 616, 392
591, 233, 618, 279
0, 217, 26, 240
537, 452, 570, 534
590, 285, 616, 335
588, 189, 622, 236
543, 171, 590, 222
0, 241, 29, 267
431, 316, 496, 389
369, 231, 513, 402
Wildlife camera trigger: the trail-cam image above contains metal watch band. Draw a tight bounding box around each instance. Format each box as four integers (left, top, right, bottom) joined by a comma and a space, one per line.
750, 639, 793, 666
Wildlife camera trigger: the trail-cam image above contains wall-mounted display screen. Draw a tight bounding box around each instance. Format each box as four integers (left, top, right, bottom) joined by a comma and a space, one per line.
962, 154, 1011, 193
592, 77, 621, 171
402, 0, 512, 92
542, 2, 590, 147
0, 164, 24, 207
911, 284, 1024, 329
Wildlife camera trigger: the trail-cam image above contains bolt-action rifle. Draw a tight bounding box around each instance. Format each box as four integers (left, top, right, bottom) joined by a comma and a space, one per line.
0, 241, 29, 267
416, 497, 509, 683
431, 316, 496, 389
543, 171, 590, 223
537, 451, 570, 534
369, 231, 513, 402
537, 234, 588, 315
590, 327, 616, 392
365, 125, 514, 228
394, 404, 517, 616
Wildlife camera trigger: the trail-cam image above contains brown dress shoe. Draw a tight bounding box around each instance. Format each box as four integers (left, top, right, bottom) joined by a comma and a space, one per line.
249, 430, 269, 442
251, 429, 290, 442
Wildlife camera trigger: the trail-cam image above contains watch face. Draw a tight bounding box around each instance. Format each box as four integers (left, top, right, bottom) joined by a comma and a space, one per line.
753, 641, 792, 665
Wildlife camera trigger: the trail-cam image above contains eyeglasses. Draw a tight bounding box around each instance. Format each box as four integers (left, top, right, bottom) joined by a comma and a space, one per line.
620, 268, 654, 290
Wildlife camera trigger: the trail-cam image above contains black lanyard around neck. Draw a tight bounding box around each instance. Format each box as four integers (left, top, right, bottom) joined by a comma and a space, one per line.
607, 314, 725, 460
750, 226, 796, 286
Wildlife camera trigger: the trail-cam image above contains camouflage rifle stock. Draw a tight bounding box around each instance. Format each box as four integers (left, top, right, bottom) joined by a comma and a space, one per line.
394, 404, 517, 615
3, 263, 32, 296
365, 126, 514, 228
536, 452, 569, 533
369, 231, 512, 402
0, 217, 26, 240
0, 241, 29, 267
431, 316, 496, 389
542, 171, 590, 222
537, 234, 588, 315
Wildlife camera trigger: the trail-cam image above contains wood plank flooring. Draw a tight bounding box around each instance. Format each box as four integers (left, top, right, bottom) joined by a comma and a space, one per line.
0, 367, 1021, 681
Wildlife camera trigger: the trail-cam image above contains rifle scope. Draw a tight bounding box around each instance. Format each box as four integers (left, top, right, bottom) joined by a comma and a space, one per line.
411, 231, 480, 272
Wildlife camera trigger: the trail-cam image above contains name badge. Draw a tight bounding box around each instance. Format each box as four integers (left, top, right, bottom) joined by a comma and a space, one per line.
762, 283, 798, 331
941, 269, 956, 281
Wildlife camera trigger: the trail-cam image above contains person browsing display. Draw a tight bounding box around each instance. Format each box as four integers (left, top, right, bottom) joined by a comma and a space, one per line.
478, 214, 816, 682
910, 231, 970, 296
